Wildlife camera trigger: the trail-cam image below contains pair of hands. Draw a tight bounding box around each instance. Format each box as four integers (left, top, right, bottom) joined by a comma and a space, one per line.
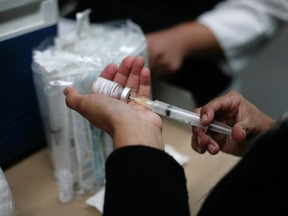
64, 56, 274, 157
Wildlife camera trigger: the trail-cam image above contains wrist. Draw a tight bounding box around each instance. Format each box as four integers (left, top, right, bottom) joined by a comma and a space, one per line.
112, 121, 164, 151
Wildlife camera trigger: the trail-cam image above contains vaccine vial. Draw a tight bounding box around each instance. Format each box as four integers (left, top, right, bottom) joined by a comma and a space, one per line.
91, 77, 132, 102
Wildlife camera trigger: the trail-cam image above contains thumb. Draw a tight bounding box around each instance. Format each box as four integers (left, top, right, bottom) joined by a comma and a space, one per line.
231, 123, 247, 143
63, 87, 81, 111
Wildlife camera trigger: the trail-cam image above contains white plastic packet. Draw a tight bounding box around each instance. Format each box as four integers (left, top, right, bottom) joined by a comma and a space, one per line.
32, 9, 148, 194
0, 167, 17, 216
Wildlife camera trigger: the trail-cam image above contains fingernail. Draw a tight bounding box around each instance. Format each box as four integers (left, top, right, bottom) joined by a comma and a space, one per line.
201, 114, 208, 124
208, 144, 216, 154
196, 146, 204, 154
197, 136, 201, 145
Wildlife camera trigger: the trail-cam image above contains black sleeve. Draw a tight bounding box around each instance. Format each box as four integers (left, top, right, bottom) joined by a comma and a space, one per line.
197, 115, 288, 216
103, 145, 190, 216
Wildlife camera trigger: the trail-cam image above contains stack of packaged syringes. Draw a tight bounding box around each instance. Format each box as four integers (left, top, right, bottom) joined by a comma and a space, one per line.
32, 9, 148, 201
0, 167, 17, 216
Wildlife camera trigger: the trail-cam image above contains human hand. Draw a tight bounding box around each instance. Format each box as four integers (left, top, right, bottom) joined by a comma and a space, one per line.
191, 91, 274, 156
64, 56, 164, 150
146, 22, 223, 78
146, 26, 187, 77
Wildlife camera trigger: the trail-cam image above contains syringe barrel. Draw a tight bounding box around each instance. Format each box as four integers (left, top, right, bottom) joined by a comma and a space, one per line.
152, 100, 232, 135
152, 100, 205, 128
209, 122, 232, 135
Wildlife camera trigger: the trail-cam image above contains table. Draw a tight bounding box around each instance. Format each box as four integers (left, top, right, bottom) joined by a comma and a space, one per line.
5, 117, 240, 216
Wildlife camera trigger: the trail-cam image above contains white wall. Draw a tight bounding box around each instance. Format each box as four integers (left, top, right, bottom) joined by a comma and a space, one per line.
240, 23, 288, 119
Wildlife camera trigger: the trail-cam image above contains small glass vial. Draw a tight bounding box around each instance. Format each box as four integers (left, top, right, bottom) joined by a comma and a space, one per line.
57, 169, 74, 204
91, 77, 132, 102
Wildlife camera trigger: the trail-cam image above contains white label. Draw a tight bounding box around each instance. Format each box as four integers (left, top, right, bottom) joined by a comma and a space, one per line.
91, 77, 121, 99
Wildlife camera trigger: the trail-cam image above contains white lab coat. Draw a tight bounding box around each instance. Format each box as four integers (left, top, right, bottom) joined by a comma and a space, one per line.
197, 0, 288, 76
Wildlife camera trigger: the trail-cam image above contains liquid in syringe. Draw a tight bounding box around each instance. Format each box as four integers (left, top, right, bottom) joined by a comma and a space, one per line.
130, 97, 232, 136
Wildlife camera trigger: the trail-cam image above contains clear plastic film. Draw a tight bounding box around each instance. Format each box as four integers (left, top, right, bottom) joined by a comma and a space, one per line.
32, 9, 148, 194
0, 167, 17, 216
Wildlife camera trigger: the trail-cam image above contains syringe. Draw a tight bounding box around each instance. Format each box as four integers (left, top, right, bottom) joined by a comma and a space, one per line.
130, 97, 232, 136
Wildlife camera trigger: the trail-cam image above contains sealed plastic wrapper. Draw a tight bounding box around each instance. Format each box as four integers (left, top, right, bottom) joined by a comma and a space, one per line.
56, 9, 148, 66
0, 167, 17, 216
31, 9, 147, 194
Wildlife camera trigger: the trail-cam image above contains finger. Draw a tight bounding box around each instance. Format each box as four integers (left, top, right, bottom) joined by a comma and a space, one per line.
206, 138, 221, 155
193, 131, 221, 155
192, 124, 210, 143
64, 87, 82, 111
65, 85, 115, 121
136, 67, 151, 98
99, 56, 146, 95
191, 125, 210, 153
191, 134, 206, 154
125, 56, 146, 92
231, 123, 247, 143
99, 63, 118, 80
195, 130, 210, 149
112, 56, 135, 86
111, 56, 143, 84
112, 56, 146, 93
200, 92, 239, 125
64, 86, 101, 115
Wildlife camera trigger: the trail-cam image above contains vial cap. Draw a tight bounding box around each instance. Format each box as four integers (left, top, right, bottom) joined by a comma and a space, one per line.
120, 87, 132, 102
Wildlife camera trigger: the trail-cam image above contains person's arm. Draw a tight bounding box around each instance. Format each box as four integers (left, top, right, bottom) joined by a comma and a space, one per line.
64, 56, 190, 216
146, 21, 223, 77
191, 90, 274, 156
103, 146, 189, 216
197, 110, 288, 216
147, 0, 288, 77
197, 0, 288, 74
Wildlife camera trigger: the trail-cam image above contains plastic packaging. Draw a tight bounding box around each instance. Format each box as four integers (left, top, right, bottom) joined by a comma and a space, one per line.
0, 167, 17, 216
31, 8, 148, 196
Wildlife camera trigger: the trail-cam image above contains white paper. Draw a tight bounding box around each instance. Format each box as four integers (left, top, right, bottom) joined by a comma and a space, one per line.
86, 187, 105, 213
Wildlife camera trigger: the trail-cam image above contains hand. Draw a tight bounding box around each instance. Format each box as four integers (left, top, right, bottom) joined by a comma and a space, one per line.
64, 56, 164, 150
146, 25, 188, 77
146, 22, 223, 78
191, 91, 274, 156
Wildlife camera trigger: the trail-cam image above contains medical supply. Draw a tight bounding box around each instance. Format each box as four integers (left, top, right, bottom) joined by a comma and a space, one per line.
91, 78, 232, 135
32, 10, 148, 197
57, 169, 74, 204
130, 97, 232, 136
91, 77, 132, 102
0, 167, 17, 216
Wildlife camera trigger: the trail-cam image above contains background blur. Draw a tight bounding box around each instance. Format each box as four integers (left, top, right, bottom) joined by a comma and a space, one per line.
240, 23, 288, 119
154, 22, 288, 120
59, 0, 288, 119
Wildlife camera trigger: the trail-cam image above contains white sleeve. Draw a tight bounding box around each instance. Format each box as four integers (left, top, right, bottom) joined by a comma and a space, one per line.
197, 0, 288, 75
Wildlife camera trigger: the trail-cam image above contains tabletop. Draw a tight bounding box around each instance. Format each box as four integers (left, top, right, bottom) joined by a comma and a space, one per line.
5, 117, 240, 216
